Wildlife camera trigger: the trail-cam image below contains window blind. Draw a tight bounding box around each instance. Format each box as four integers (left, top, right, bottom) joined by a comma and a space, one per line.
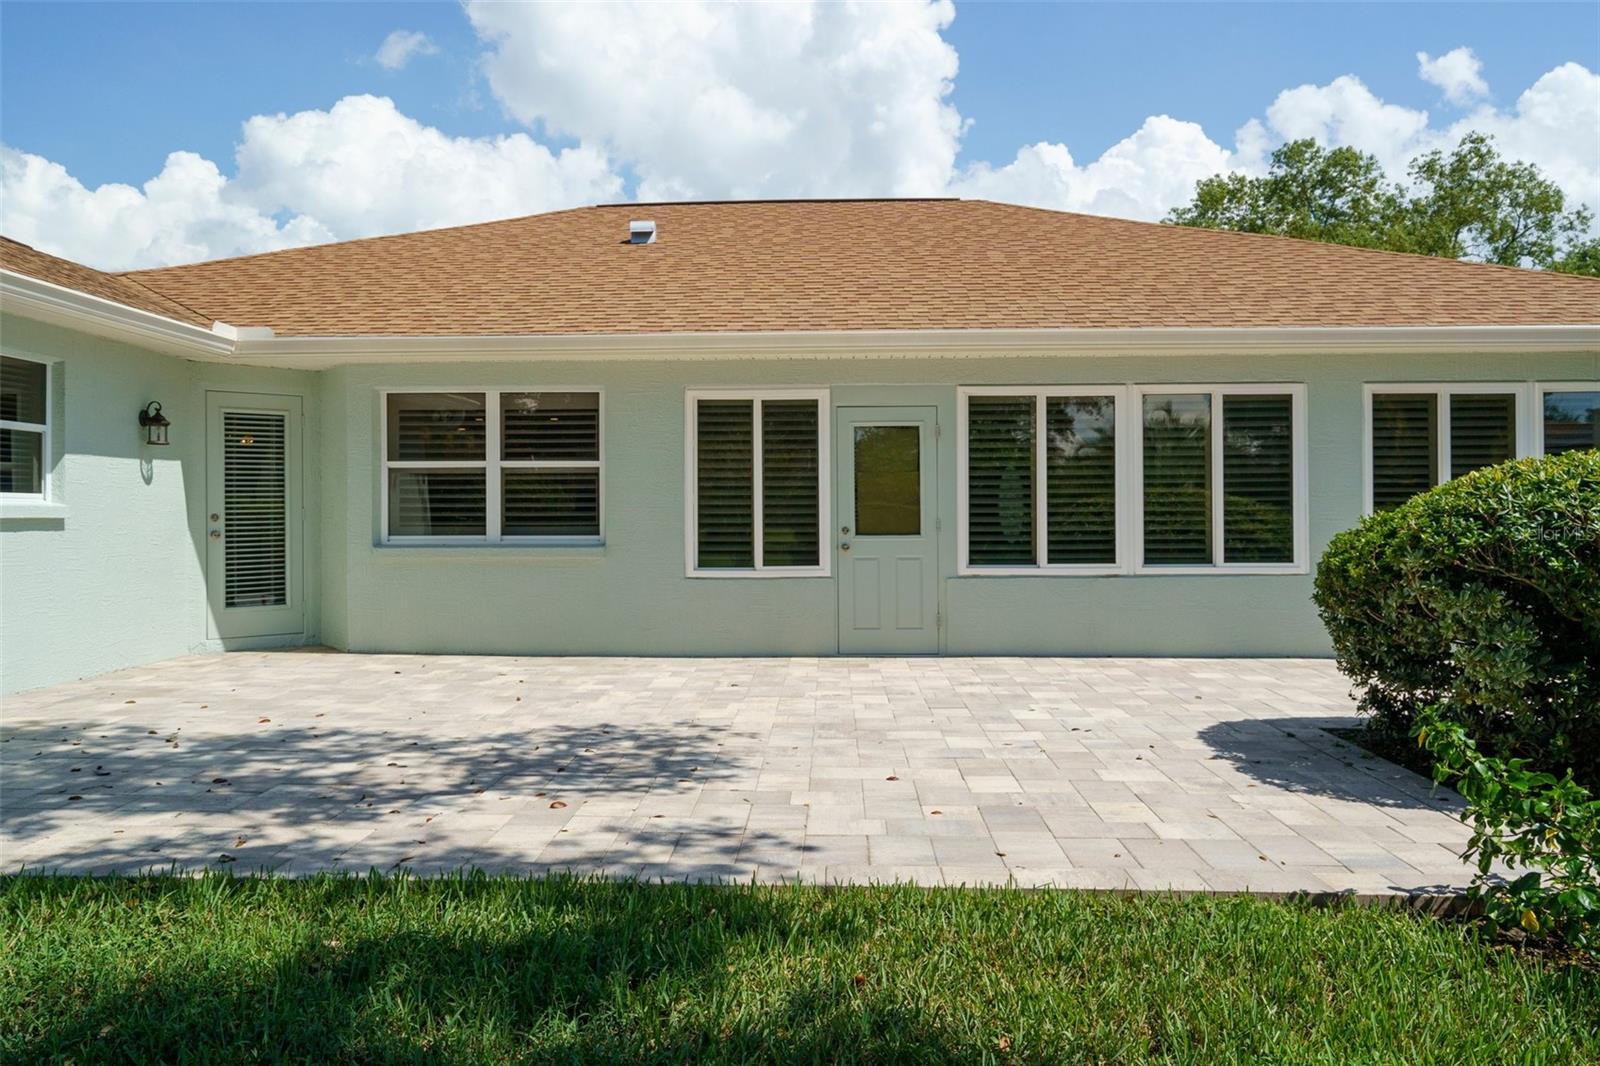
695, 400, 755, 568
0, 356, 47, 496
502, 392, 598, 461
222, 410, 289, 608
1222, 394, 1294, 563
1045, 397, 1116, 565
503, 470, 599, 536
388, 470, 487, 536
1371, 393, 1437, 512
1449, 394, 1516, 479
0, 356, 46, 425
966, 396, 1035, 566
1142, 394, 1211, 565
761, 400, 821, 566
387, 392, 486, 461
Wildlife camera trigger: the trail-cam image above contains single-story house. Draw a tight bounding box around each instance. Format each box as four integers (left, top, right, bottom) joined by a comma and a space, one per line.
2, 199, 1596, 694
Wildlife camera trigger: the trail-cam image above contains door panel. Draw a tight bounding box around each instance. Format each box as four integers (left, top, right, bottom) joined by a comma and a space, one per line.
837, 406, 938, 654
206, 392, 303, 640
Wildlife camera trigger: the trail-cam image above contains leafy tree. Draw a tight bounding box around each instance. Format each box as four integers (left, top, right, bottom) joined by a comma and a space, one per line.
1167, 132, 1598, 275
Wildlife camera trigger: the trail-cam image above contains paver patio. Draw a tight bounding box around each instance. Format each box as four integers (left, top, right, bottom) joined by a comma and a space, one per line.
1, 651, 1482, 898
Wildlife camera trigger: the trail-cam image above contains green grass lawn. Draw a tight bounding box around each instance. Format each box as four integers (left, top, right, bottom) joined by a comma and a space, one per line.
3, 874, 1595, 1064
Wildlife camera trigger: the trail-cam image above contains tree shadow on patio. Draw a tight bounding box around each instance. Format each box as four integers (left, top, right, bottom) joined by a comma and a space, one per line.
1196, 716, 1465, 814
2, 713, 796, 878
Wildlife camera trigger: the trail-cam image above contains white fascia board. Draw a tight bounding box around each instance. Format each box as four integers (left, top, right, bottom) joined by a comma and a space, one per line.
228, 324, 1600, 367
1, 269, 237, 359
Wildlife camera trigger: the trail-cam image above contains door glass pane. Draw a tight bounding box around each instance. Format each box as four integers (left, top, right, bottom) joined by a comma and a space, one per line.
854, 425, 920, 536
223, 411, 288, 608
966, 396, 1034, 565
1143, 394, 1212, 564
1222, 394, 1294, 563
1371, 393, 1437, 511
762, 400, 820, 566
1449, 394, 1516, 479
1046, 397, 1115, 564
1542, 391, 1599, 456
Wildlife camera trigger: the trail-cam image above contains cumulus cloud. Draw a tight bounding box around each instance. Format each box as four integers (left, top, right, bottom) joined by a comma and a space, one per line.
1417, 47, 1489, 104
375, 30, 438, 71
1, 96, 622, 270
465, 0, 961, 200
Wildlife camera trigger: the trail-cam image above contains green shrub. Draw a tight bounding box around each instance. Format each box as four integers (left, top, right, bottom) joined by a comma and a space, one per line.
1416, 707, 1599, 948
1314, 449, 1600, 786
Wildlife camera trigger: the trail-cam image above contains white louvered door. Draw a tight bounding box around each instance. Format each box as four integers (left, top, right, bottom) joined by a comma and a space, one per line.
206, 392, 303, 640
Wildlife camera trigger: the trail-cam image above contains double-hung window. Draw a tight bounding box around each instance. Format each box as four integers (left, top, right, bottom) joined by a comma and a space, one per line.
1133, 385, 1306, 571
959, 388, 1122, 572
0, 355, 50, 499
686, 389, 828, 575
382, 389, 602, 544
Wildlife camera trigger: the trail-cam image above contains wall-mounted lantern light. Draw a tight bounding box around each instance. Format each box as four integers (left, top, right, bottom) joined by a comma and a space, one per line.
139, 401, 171, 446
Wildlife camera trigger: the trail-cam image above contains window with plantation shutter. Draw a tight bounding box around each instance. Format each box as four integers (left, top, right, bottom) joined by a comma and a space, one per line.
1222, 394, 1294, 563
1365, 386, 1545, 513
1046, 397, 1117, 565
1141, 394, 1211, 565
688, 391, 826, 573
965, 396, 1035, 566
1370, 393, 1437, 511
0, 355, 49, 498
382, 389, 602, 543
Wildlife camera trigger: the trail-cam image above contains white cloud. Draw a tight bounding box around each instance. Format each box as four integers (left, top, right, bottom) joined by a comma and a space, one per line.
466, 0, 961, 200
1417, 47, 1489, 105
0, 96, 622, 270
375, 29, 438, 71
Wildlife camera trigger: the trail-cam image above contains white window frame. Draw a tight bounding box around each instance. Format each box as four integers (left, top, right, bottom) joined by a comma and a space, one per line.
0, 354, 51, 503
1130, 383, 1310, 576
956, 385, 1130, 576
379, 386, 604, 546
1361, 383, 1539, 515
1534, 381, 1600, 458
684, 387, 831, 578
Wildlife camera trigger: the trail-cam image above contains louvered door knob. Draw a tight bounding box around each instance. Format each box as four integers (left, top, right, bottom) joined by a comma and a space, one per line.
209, 530, 222, 540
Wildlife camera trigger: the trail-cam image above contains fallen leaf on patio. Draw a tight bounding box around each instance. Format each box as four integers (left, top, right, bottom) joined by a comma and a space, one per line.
71, 767, 81, 773
234, 836, 247, 848
124, 700, 136, 704
550, 801, 567, 809
68, 795, 82, 801
996, 852, 1006, 858
212, 778, 229, 785
147, 730, 158, 735
930, 809, 942, 815
217, 854, 236, 863
94, 767, 110, 776
258, 718, 270, 723
886, 775, 898, 781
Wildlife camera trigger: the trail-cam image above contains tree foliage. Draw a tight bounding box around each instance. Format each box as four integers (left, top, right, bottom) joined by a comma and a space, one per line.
1168, 132, 1598, 275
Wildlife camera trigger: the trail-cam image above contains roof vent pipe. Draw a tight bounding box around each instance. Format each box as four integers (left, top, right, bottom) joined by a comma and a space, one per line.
628, 219, 656, 244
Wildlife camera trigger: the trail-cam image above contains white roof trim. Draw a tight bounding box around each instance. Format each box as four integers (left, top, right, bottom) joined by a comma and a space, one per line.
1, 268, 236, 358
3, 266, 1596, 366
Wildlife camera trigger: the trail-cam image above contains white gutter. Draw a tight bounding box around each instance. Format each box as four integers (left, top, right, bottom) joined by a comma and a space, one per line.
1, 269, 238, 359
4, 267, 1597, 366
230, 324, 1600, 367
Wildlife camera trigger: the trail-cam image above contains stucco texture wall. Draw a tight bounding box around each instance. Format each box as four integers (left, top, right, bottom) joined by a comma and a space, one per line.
317, 348, 1598, 659
0, 314, 320, 694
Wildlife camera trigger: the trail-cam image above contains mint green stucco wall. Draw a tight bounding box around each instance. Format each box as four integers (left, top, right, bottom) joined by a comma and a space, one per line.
317, 348, 1597, 660
3, 310, 1593, 695
0, 314, 321, 694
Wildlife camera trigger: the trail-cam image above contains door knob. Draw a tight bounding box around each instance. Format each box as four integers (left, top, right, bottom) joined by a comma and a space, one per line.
209, 530, 222, 540
840, 542, 851, 552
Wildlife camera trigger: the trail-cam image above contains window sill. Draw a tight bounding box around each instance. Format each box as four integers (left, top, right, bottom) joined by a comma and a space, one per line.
0, 500, 67, 522
954, 564, 1309, 577
687, 568, 832, 579
370, 543, 605, 562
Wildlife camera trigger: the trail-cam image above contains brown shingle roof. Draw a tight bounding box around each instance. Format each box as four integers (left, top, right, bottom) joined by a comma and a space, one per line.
63, 200, 1600, 335
1, 236, 212, 327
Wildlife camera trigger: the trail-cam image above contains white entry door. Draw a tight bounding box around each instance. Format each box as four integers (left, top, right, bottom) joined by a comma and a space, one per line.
206, 392, 303, 639
835, 406, 939, 654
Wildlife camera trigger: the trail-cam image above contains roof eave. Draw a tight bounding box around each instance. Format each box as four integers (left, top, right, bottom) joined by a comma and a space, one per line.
1, 269, 238, 359
227, 324, 1600, 367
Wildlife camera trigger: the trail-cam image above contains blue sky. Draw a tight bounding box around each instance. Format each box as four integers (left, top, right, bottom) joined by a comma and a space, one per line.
3, 2, 1596, 269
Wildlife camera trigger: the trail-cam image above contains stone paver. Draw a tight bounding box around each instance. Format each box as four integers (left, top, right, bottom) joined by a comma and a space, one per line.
0, 651, 1483, 897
